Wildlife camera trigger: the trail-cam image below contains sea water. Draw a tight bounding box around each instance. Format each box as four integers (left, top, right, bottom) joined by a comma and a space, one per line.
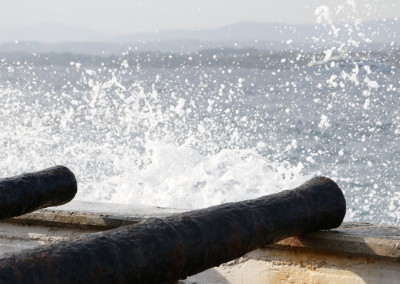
0, 3, 399, 225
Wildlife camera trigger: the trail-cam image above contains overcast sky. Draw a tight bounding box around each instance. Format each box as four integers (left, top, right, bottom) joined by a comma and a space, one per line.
1, 0, 398, 36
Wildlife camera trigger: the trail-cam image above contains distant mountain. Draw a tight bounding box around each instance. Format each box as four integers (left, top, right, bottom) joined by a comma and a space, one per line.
112, 22, 317, 43
113, 19, 400, 44
0, 23, 108, 43
0, 20, 398, 55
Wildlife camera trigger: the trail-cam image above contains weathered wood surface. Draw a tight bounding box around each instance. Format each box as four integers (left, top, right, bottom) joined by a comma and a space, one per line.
0, 176, 346, 284
0, 166, 77, 219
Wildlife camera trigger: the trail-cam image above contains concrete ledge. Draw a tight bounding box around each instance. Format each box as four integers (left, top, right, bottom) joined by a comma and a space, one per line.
271, 223, 400, 260
1, 200, 399, 283
186, 224, 400, 284
187, 246, 400, 284
4, 201, 400, 260
5, 200, 187, 230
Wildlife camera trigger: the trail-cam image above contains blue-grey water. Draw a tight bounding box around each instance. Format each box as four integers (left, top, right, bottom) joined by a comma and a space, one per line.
0, 49, 399, 225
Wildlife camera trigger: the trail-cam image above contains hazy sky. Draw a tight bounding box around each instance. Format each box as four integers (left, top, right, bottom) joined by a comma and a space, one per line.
1, 0, 398, 35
